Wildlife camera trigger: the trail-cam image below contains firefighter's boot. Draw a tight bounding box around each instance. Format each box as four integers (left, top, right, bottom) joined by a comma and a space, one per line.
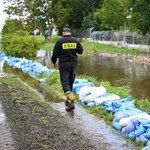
65, 91, 75, 111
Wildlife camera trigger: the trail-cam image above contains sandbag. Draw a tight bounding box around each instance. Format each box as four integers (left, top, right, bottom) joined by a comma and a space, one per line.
119, 113, 150, 127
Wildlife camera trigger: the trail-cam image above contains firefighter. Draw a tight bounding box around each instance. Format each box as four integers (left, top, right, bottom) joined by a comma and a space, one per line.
51, 27, 83, 111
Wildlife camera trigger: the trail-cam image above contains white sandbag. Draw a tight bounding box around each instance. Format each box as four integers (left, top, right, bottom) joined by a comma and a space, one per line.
119, 113, 150, 127
94, 94, 120, 105
79, 85, 106, 101
83, 94, 98, 103
78, 86, 92, 100
90, 86, 106, 96
81, 86, 106, 103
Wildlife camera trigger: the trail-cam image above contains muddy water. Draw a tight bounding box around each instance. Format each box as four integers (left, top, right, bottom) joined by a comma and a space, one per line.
51, 102, 136, 150
38, 50, 150, 100
77, 53, 150, 100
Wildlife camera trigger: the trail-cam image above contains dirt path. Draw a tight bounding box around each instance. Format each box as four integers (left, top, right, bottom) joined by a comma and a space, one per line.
0, 74, 138, 150
51, 103, 137, 150
0, 100, 15, 150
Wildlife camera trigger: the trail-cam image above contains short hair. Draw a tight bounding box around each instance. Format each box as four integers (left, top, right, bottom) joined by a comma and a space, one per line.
63, 27, 71, 32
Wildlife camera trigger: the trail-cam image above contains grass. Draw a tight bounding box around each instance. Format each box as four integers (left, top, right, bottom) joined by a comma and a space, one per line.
82, 41, 144, 55
34, 35, 59, 51
35, 35, 145, 55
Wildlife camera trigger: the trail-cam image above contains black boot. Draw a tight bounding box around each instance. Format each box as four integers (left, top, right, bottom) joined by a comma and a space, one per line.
65, 100, 69, 106
65, 100, 75, 111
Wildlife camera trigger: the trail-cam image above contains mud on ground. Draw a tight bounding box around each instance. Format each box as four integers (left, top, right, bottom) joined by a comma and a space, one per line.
0, 76, 98, 150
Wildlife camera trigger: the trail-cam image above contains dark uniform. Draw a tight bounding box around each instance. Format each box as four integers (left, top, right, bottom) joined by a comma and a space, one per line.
51, 32, 83, 94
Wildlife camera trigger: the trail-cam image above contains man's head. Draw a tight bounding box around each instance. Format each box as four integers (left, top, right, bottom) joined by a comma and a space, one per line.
63, 27, 71, 36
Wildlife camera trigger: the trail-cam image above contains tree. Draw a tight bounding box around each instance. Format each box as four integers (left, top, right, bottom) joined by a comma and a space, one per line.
3, 0, 102, 37
94, 0, 131, 30
68, 0, 102, 29
82, 13, 101, 30
4, 0, 54, 43
52, 0, 72, 35
130, 0, 150, 35
52, 0, 102, 34
2, 18, 24, 35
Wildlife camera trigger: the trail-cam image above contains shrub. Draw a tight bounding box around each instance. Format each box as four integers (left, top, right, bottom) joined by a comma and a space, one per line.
2, 30, 39, 59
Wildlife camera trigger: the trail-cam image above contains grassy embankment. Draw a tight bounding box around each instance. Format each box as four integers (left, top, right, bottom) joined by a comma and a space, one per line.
35, 35, 144, 55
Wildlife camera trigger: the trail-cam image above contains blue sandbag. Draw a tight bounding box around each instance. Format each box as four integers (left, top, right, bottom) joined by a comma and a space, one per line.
136, 134, 148, 142
74, 79, 88, 83
87, 102, 97, 107
116, 97, 131, 103
103, 101, 112, 107
145, 132, 150, 139
125, 121, 136, 133
135, 124, 146, 137
0, 52, 6, 60
81, 100, 87, 105
114, 108, 142, 122
113, 121, 122, 131
144, 124, 150, 128
108, 97, 131, 112
72, 82, 95, 94
147, 128, 150, 133
128, 132, 136, 139
147, 140, 150, 145
131, 118, 140, 130
142, 146, 150, 150
138, 118, 150, 126
114, 111, 129, 122
122, 127, 129, 136
116, 100, 136, 112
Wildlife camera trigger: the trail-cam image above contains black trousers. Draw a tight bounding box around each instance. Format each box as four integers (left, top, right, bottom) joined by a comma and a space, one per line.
59, 61, 77, 93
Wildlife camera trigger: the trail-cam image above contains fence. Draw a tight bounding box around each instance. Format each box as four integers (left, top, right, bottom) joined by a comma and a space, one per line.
72, 28, 150, 52
72, 28, 150, 45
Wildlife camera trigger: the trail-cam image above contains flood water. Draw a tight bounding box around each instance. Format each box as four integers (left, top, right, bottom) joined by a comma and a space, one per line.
38, 50, 150, 100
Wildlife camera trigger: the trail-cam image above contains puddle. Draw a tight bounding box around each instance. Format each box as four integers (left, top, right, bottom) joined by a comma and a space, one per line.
51, 102, 137, 150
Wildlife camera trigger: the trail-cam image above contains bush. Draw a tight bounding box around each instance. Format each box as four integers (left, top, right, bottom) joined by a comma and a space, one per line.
2, 30, 39, 59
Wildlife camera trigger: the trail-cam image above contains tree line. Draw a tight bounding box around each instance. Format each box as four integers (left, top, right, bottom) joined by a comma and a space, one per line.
2, 0, 150, 36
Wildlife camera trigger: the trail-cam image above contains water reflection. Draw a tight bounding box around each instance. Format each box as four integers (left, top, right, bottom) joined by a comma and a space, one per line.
37, 49, 52, 69
38, 50, 150, 100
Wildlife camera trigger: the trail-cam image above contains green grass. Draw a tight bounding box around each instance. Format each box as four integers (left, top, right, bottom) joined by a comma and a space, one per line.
35, 35, 145, 55
82, 41, 144, 55
34, 35, 59, 51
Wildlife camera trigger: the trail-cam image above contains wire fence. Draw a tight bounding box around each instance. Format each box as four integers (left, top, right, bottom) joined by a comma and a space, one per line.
72, 28, 150, 45
71, 28, 150, 52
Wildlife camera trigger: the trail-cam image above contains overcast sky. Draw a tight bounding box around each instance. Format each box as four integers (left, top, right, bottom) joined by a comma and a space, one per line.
0, 0, 9, 32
